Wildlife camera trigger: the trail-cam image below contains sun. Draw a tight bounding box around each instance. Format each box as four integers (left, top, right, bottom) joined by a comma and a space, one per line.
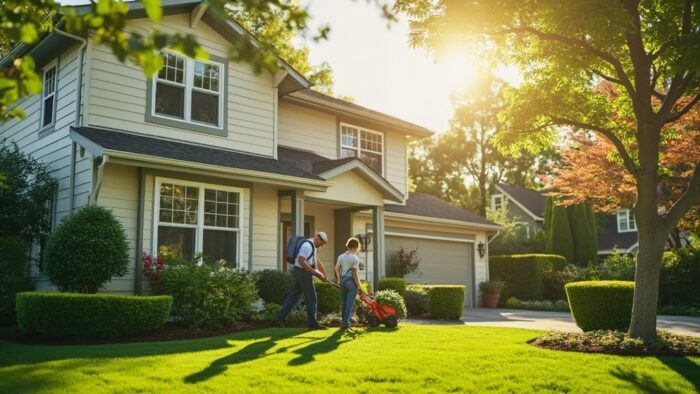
434, 50, 479, 92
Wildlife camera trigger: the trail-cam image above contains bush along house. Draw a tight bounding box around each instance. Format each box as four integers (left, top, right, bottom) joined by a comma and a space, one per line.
0, 0, 499, 307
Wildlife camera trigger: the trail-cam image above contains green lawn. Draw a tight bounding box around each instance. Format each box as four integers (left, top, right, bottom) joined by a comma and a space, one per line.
1, 325, 698, 393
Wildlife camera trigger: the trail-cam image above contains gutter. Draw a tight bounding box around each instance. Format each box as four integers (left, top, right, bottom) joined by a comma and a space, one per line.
89, 154, 109, 204
54, 27, 87, 214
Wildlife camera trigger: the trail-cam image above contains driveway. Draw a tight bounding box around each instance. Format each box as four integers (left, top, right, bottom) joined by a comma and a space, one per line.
409, 308, 700, 337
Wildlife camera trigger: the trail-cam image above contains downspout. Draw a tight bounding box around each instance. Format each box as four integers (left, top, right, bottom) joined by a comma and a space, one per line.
89, 154, 109, 205
54, 27, 87, 214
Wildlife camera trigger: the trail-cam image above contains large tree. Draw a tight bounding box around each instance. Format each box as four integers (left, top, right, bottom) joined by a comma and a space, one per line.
396, 0, 700, 341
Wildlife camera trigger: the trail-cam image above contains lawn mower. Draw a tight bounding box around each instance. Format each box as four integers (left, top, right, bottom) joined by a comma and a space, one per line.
314, 271, 398, 328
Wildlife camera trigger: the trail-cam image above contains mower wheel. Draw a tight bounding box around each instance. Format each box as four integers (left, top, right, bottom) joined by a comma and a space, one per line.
367, 314, 381, 327
384, 315, 398, 328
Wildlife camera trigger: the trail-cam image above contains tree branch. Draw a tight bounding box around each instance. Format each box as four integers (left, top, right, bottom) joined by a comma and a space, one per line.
665, 93, 700, 124
658, 73, 696, 122
663, 161, 700, 232
550, 117, 639, 177
505, 26, 636, 97
589, 68, 623, 85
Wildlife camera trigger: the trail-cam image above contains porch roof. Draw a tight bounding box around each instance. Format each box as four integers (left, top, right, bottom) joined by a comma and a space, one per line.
70, 127, 330, 189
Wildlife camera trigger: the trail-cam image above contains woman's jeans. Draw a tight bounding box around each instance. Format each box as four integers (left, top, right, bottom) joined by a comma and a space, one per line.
340, 277, 359, 327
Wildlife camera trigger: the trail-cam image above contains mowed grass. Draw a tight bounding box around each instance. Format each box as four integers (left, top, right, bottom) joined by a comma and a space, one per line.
1, 325, 698, 393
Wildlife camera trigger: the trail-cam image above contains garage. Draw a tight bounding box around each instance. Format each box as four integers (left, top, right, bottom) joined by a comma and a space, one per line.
385, 234, 476, 308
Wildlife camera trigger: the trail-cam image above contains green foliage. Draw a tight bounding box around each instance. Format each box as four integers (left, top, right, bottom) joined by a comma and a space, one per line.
486, 206, 546, 255
254, 302, 282, 323
659, 246, 700, 307
404, 284, 429, 317
387, 247, 421, 278
489, 254, 566, 302
378, 277, 407, 296
158, 258, 257, 329
0, 236, 31, 325
315, 281, 341, 314
0, 141, 57, 244
547, 204, 574, 265
373, 289, 407, 320
505, 296, 569, 312
534, 330, 700, 357
569, 203, 598, 266
426, 285, 464, 320
543, 252, 635, 300
45, 205, 129, 294
566, 281, 634, 332
15, 291, 172, 339
478, 280, 505, 294
253, 269, 294, 305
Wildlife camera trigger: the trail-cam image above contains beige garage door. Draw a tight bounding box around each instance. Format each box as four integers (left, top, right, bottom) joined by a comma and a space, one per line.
385, 236, 476, 307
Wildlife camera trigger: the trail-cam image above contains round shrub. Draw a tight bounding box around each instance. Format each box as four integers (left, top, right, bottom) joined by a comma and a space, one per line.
378, 277, 406, 296
15, 292, 172, 339
0, 236, 31, 325
404, 284, 429, 317
159, 260, 257, 329
565, 280, 634, 332
254, 269, 294, 305
427, 285, 464, 319
315, 281, 341, 314
45, 205, 129, 293
373, 289, 407, 320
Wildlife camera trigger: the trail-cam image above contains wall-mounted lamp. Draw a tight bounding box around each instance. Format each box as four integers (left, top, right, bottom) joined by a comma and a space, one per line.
477, 242, 486, 258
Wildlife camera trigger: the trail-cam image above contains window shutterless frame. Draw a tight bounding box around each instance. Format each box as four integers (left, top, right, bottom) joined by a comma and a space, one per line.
616, 209, 637, 233
339, 122, 385, 176
39, 59, 59, 133
147, 51, 227, 135
152, 177, 243, 265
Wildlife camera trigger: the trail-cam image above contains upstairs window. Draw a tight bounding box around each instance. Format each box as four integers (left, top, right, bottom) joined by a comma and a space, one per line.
41, 61, 58, 128
153, 51, 223, 129
617, 209, 636, 232
492, 195, 505, 211
340, 124, 384, 175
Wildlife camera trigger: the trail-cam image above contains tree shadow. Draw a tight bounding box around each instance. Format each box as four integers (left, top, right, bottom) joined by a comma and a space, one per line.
610, 358, 700, 394
184, 329, 304, 384
658, 357, 700, 393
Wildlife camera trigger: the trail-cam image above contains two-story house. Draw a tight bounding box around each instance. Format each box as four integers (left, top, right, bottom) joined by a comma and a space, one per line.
0, 0, 499, 307
492, 183, 639, 256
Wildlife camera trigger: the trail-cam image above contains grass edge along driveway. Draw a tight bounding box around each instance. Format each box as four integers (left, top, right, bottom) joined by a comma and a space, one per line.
1, 324, 698, 393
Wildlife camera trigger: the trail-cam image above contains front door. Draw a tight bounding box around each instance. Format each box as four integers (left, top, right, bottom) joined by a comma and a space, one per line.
281, 221, 311, 272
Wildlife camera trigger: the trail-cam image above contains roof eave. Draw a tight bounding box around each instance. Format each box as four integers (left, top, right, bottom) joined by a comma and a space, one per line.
318, 160, 405, 203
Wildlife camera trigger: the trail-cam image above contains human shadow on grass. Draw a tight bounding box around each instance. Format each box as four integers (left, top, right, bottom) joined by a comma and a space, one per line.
610, 358, 700, 394
287, 328, 367, 366
184, 329, 307, 384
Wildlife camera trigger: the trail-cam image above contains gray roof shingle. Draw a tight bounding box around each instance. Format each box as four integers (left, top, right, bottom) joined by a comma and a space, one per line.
385, 193, 498, 227
497, 184, 546, 218
72, 127, 324, 181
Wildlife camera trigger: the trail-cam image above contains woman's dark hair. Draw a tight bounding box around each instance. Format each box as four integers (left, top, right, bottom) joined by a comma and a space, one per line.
346, 237, 360, 250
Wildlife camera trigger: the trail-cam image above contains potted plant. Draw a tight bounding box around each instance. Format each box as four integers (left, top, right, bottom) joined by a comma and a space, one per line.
479, 280, 505, 308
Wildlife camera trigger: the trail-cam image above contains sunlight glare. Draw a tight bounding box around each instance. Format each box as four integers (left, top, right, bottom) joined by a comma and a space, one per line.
435, 50, 479, 92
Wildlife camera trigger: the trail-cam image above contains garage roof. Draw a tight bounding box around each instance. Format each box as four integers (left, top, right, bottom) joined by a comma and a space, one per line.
385, 193, 498, 227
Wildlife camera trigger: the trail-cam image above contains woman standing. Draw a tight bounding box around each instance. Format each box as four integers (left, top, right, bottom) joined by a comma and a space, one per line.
335, 237, 363, 330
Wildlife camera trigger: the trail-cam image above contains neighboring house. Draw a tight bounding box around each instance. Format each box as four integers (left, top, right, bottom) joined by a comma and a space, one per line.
0, 0, 499, 307
491, 183, 638, 255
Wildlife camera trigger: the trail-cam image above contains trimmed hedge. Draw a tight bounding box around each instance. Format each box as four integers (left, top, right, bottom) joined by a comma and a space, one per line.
489, 254, 568, 303
427, 285, 464, 320
316, 281, 341, 314
404, 284, 429, 317
254, 269, 294, 305
0, 236, 30, 325
16, 292, 172, 339
378, 278, 406, 296
565, 281, 634, 332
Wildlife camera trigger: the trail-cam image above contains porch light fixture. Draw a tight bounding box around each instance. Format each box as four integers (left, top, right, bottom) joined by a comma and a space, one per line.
477, 242, 486, 258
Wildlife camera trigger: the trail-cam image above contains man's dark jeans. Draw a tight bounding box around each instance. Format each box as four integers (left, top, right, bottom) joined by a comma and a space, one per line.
277, 267, 318, 327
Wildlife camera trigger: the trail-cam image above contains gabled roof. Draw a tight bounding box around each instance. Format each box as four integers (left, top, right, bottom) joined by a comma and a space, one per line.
385, 193, 499, 228
494, 184, 546, 220
278, 146, 404, 203
597, 213, 638, 253
284, 89, 433, 137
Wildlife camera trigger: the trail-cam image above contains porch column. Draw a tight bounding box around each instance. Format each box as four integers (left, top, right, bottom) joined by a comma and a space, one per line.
290, 190, 305, 237
372, 206, 385, 292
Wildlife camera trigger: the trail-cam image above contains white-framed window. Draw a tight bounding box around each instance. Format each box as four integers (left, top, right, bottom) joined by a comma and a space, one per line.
340, 123, 384, 175
617, 209, 637, 233
152, 51, 224, 129
153, 178, 242, 265
513, 222, 531, 239
41, 60, 58, 128
491, 194, 505, 211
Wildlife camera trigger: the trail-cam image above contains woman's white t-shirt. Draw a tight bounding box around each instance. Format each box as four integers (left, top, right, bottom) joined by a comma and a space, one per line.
337, 252, 360, 278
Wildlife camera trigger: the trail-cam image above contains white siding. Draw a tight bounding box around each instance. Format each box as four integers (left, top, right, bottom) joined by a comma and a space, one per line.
385, 131, 407, 196
251, 184, 279, 271
87, 14, 276, 157
277, 101, 337, 159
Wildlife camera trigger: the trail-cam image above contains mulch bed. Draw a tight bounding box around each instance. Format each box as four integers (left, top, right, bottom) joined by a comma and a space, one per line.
529, 330, 700, 357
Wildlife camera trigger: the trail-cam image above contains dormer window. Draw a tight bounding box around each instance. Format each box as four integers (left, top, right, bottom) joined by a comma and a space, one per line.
41, 61, 58, 129
617, 209, 637, 232
150, 51, 225, 133
340, 123, 384, 175
492, 194, 505, 211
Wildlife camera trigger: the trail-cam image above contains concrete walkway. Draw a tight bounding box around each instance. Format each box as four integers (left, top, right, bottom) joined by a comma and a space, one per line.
408, 308, 700, 337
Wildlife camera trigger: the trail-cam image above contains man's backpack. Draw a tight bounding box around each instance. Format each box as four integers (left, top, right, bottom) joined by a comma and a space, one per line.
285, 235, 314, 267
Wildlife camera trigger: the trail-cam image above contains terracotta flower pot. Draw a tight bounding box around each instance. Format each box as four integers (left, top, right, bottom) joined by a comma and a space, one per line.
482, 292, 501, 308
